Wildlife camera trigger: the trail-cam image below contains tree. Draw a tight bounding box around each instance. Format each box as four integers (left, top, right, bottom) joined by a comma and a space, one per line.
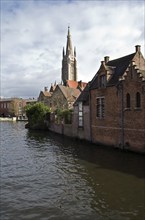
25, 102, 51, 129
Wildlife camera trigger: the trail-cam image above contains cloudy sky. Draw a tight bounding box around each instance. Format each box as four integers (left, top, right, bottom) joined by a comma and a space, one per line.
1, 0, 144, 98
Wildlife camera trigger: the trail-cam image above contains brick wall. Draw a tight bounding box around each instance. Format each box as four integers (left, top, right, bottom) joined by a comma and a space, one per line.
90, 73, 145, 153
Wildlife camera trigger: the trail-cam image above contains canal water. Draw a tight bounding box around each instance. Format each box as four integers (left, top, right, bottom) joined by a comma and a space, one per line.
0, 122, 145, 220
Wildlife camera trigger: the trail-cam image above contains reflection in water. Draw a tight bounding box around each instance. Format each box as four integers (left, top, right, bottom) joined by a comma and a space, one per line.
1, 122, 145, 220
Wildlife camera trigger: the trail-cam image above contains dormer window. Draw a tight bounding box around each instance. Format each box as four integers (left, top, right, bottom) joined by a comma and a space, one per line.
100, 74, 106, 87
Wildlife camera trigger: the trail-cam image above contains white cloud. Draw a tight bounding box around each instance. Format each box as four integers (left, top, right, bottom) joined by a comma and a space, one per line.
1, 0, 144, 98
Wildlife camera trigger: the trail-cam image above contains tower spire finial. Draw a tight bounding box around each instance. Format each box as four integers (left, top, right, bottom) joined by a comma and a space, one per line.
66, 26, 73, 56
68, 25, 70, 36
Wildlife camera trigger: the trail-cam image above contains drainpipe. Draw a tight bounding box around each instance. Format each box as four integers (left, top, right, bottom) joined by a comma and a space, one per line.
89, 84, 92, 143
117, 81, 124, 149
120, 82, 125, 150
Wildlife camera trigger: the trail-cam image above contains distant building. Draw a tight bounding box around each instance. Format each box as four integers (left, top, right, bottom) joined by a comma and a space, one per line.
62, 26, 77, 85
0, 98, 37, 119
50, 84, 81, 111
38, 27, 87, 110
38, 87, 52, 105
0, 98, 26, 118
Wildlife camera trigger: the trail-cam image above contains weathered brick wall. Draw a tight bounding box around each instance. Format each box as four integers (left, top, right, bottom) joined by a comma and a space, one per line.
90, 78, 145, 152
122, 73, 145, 151
50, 87, 68, 111
49, 122, 74, 137
63, 124, 74, 137
49, 123, 63, 134
90, 49, 145, 152
91, 86, 120, 147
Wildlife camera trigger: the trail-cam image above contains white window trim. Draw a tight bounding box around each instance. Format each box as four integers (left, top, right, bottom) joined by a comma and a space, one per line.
78, 101, 83, 127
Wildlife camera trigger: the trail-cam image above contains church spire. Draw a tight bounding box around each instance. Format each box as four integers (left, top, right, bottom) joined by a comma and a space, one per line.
61, 27, 77, 85
66, 26, 73, 56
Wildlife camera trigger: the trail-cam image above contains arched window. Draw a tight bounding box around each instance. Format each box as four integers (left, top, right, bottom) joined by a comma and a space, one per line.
126, 93, 130, 108
136, 92, 141, 108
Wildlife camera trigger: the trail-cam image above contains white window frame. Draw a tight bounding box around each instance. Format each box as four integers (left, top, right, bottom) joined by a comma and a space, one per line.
78, 101, 83, 127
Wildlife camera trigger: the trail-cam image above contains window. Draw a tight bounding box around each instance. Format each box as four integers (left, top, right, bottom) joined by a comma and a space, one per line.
78, 102, 83, 127
136, 92, 141, 108
0, 103, 3, 108
100, 75, 106, 87
6, 102, 10, 108
126, 93, 131, 108
96, 97, 105, 118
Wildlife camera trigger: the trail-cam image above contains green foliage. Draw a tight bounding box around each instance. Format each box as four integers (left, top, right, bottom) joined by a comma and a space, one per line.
25, 102, 51, 129
55, 108, 73, 124
62, 109, 73, 124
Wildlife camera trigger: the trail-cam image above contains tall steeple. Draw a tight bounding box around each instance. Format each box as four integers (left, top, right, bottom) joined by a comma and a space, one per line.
61, 27, 77, 85
66, 26, 73, 57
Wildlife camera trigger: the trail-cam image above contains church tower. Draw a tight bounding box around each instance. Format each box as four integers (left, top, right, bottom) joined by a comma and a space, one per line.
61, 27, 77, 85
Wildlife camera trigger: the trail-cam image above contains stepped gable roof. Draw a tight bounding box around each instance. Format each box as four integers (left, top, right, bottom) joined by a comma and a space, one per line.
57, 84, 81, 102
140, 69, 145, 78
107, 52, 136, 86
74, 83, 90, 106
90, 52, 136, 90
49, 84, 56, 93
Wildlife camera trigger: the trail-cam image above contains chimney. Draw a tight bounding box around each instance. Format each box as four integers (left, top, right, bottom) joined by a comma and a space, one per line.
44, 86, 48, 92
104, 56, 109, 64
135, 45, 141, 53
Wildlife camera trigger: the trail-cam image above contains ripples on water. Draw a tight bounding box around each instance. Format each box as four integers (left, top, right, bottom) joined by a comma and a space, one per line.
0, 122, 145, 220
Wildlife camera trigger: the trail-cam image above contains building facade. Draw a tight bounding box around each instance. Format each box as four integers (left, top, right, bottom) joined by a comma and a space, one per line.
38, 87, 53, 106
0, 98, 26, 118
0, 98, 37, 119
89, 45, 145, 152
50, 84, 80, 111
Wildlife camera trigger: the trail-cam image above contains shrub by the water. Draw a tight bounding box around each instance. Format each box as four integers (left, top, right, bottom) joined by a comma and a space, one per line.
25, 102, 51, 129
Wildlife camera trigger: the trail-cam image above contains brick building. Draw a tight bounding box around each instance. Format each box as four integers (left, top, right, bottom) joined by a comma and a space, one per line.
0, 98, 37, 119
89, 45, 145, 152
0, 98, 26, 117
49, 84, 80, 111
38, 86, 53, 105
